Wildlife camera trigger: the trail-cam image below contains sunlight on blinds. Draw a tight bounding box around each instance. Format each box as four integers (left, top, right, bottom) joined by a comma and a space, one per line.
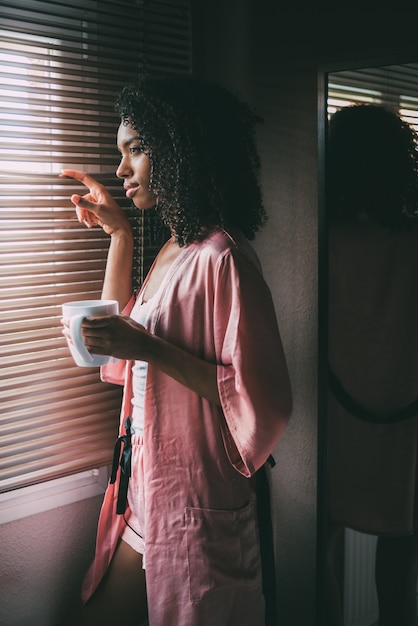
0, 0, 192, 493
327, 64, 418, 133
1, 36, 59, 175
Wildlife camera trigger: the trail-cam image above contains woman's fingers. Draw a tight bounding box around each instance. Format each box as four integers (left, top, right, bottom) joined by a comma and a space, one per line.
61, 170, 105, 212
60, 169, 130, 236
80, 316, 119, 355
73, 199, 101, 228
60, 169, 103, 194
85, 315, 115, 324
72, 194, 96, 211
61, 170, 102, 221
60, 318, 74, 345
80, 315, 148, 359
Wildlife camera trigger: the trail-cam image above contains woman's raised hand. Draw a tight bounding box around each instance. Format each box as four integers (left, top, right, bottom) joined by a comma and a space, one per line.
60, 169, 131, 236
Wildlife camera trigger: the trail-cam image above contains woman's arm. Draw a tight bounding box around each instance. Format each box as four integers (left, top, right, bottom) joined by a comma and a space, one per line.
80, 314, 221, 406
144, 333, 221, 406
61, 170, 220, 404
101, 229, 134, 309
61, 169, 134, 311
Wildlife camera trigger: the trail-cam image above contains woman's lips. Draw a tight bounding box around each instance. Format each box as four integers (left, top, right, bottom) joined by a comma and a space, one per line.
124, 184, 139, 199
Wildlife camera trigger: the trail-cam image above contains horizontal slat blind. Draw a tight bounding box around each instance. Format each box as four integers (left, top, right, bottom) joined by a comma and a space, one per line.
328, 63, 418, 133
0, 0, 191, 492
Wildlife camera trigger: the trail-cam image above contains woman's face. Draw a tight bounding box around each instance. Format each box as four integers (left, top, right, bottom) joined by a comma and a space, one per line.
116, 122, 157, 209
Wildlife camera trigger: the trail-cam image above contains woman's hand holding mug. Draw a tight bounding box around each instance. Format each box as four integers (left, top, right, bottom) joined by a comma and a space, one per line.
62, 300, 119, 367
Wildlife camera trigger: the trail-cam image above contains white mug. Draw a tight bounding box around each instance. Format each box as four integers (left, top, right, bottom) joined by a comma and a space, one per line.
62, 299, 119, 367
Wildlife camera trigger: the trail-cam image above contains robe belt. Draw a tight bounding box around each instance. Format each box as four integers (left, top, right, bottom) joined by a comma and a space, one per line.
110, 416, 132, 515
109, 418, 276, 524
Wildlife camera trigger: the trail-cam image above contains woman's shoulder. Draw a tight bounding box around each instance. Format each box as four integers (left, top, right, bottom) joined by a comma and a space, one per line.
195, 227, 262, 272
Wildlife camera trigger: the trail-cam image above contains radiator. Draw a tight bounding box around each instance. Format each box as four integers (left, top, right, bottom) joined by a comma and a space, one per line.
343, 529, 379, 626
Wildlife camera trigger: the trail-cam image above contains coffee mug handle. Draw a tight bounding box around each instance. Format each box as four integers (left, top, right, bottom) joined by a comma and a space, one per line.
69, 314, 94, 364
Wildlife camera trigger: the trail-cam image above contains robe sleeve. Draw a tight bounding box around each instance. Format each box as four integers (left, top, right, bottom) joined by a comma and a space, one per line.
215, 249, 292, 477
100, 294, 136, 386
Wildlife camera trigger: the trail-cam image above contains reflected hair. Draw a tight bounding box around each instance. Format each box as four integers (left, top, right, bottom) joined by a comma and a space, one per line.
116, 75, 267, 245
327, 104, 418, 228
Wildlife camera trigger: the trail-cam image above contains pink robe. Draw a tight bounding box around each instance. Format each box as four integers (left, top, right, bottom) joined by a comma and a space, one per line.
81, 228, 291, 625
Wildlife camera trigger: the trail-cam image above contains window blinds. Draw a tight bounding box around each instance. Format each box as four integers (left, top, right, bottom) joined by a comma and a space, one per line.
0, 0, 192, 493
328, 63, 418, 133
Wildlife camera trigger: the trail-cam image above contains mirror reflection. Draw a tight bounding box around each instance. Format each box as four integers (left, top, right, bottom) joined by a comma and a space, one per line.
326, 63, 418, 626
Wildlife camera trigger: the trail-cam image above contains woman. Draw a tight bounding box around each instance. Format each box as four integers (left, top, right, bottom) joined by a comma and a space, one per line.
326, 104, 418, 626
62, 75, 292, 626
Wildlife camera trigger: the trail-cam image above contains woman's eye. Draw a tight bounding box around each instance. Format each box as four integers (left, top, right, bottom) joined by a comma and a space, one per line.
130, 146, 142, 155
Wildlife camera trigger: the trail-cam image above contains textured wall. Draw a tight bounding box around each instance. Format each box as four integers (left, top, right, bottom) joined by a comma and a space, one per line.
0, 496, 102, 626
254, 70, 319, 623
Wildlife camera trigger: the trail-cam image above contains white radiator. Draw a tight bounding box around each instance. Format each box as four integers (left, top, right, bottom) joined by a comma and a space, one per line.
343, 529, 379, 626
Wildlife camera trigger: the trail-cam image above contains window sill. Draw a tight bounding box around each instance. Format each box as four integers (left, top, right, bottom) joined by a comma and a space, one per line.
0, 467, 109, 524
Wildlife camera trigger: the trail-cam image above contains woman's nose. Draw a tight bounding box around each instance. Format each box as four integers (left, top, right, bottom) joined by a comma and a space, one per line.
116, 156, 130, 179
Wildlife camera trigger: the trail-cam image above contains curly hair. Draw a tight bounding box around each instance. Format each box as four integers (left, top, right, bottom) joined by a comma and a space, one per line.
115, 75, 267, 245
327, 104, 418, 228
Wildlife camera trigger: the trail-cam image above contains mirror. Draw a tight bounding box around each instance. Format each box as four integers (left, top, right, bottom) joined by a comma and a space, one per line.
325, 62, 418, 626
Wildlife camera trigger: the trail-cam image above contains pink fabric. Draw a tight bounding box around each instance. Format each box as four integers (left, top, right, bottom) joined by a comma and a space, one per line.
81, 228, 290, 625
121, 434, 145, 558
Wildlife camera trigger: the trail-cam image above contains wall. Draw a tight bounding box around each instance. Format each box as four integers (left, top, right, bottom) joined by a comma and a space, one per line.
256, 72, 319, 624
0, 496, 102, 625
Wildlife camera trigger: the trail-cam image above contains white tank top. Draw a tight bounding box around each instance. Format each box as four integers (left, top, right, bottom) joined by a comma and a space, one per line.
130, 293, 155, 436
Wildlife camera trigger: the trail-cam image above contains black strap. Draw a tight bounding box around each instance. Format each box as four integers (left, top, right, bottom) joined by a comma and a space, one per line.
256, 456, 277, 626
110, 416, 132, 515
329, 366, 418, 424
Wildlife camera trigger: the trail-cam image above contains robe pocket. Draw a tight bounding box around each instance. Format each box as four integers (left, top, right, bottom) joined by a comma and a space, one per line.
185, 500, 261, 603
